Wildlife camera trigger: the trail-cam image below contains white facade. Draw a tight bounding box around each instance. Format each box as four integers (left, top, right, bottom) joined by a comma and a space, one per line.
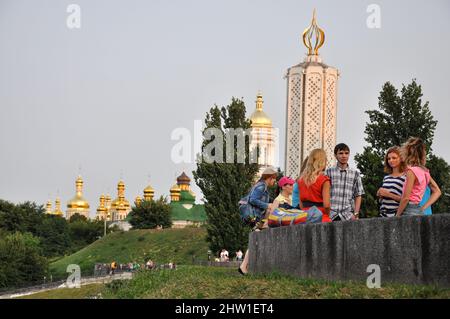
285, 54, 339, 178
249, 93, 276, 174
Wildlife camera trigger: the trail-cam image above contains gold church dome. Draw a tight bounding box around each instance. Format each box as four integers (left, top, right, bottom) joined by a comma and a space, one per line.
96, 195, 107, 213
170, 183, 181, 193
111, 198, 130, 208
110, 198, 131, 209
111, 180, 130, 209
144, 185, 155, 194
250, 93, 272, 128
53, 198, 64, 216
67, 176, 90, 209
67, 197, 90, 209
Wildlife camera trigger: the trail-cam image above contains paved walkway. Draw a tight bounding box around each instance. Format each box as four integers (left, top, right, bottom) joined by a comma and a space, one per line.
0, 272, 133, 299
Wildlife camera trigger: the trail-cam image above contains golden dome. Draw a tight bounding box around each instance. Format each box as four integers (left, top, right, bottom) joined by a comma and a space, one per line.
111, 197, 130, 209
144, 184, 155, 194
97, 195, 107, 213
250, 93, 272, 128
170, 183, 181, 193
53, 198, 64, 216
67, 196, 90, 209
67, 176, 90, 209
45, 200, 52, 214
135, 196, 142, 206
111, 180, 130, 210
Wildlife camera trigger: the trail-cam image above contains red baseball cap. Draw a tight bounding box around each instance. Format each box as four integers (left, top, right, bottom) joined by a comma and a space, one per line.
278, 176, 295, 187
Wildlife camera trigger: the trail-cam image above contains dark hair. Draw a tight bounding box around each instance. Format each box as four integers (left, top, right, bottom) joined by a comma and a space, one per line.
334, 143, 350, 155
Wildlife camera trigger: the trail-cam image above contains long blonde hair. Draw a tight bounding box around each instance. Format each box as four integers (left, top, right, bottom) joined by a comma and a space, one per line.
301, 149, 327, 186
401, 137, 427, 168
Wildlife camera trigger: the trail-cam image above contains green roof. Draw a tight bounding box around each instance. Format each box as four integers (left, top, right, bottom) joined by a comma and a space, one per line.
179, 190, 195, 204
170, 202, 206, 222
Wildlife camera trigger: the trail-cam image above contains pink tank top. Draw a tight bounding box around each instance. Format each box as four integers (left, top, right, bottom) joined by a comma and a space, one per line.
403, 166, 430, 204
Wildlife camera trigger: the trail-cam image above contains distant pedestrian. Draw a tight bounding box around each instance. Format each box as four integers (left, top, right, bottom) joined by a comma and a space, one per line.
236, 250, 243, 261
110, 261, 117, 275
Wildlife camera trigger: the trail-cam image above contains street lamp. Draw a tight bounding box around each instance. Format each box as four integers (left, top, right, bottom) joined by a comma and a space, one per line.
104, 212, 111, 237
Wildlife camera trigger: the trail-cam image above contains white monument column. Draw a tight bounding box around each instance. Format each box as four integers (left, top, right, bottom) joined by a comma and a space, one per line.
285, 10, 339, 178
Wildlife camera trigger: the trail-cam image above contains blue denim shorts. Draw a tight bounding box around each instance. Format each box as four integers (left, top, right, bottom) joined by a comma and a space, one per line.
403, 203, 423, 216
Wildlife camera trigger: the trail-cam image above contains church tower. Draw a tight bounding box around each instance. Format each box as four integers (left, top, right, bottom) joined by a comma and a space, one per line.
66, 176, 90, 220
285, 10, 339, 178
110, 181, 131, 221
249, 92, 276, 174
53, 198, 64, 217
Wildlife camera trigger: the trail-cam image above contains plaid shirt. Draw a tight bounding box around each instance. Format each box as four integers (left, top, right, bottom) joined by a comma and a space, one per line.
325, 165, 365, 220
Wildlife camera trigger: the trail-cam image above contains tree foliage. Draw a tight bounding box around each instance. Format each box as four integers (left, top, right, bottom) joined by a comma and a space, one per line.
355, 79, 449, 216
128, 197, 172, 229
0, 232, 48, 288
193, 97, 260, 255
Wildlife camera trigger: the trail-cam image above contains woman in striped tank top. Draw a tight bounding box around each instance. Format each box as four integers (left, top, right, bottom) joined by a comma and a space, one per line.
377, 146, 406, 217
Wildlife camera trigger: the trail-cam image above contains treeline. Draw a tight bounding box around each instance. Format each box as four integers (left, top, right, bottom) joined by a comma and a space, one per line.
0, 199, 113, 288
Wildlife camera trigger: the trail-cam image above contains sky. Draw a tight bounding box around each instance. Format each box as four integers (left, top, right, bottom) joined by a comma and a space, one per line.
1, 0, 449, 217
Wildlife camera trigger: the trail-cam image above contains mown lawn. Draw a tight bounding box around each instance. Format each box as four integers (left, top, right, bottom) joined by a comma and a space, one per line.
49, 227, 209, 280
22, 265, 450, 299
19, 283, 104, 299
101, 266, 450, 299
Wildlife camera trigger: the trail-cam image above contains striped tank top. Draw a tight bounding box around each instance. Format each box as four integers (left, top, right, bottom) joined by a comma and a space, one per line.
379, 174, 406, 216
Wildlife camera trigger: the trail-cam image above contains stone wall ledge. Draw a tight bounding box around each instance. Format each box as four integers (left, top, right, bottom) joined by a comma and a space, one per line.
248, 214, 450, 287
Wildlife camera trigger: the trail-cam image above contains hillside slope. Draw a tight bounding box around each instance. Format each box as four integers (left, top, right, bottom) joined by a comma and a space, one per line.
50, 227, 208, 279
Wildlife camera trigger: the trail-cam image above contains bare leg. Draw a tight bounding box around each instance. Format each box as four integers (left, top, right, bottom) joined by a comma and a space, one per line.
239, 249, 250, 274
261, 202, 277, 229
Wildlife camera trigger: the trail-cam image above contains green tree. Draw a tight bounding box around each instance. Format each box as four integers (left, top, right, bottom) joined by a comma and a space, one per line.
67, 214, 104, 252
355, 79, 450, 216
0, 201, 44, 234
37, 215, 72, 257
128, 197, 172, 229
0, 232, 48, 288
68, 213, 88, 223
193, 97, 260, 255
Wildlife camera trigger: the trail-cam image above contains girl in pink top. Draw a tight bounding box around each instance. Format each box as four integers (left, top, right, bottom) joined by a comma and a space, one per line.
396, 137, 441, 216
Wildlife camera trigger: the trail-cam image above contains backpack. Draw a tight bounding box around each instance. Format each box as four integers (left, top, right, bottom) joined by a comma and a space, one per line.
238, 185, 261, 226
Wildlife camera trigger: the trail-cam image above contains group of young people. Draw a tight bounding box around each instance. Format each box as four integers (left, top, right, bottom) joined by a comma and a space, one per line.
238, 137, 442, 275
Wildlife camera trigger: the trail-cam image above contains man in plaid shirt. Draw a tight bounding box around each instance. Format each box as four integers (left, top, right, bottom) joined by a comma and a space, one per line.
325, 143, 365, 221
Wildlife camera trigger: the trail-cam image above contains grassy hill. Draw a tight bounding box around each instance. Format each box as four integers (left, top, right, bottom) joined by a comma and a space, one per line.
23, 266, 450, 299
49, 227, 209, 279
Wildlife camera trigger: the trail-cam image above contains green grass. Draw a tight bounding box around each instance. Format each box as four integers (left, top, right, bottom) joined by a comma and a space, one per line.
101, 266, 450, 299
22, 266, 450, 299
49, 227, 209, 280
19, 283, 104, 299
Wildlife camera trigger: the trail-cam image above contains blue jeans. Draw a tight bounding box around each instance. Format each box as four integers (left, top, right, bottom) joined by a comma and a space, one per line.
306, 206, 323, 223
403, 203, 423, 216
